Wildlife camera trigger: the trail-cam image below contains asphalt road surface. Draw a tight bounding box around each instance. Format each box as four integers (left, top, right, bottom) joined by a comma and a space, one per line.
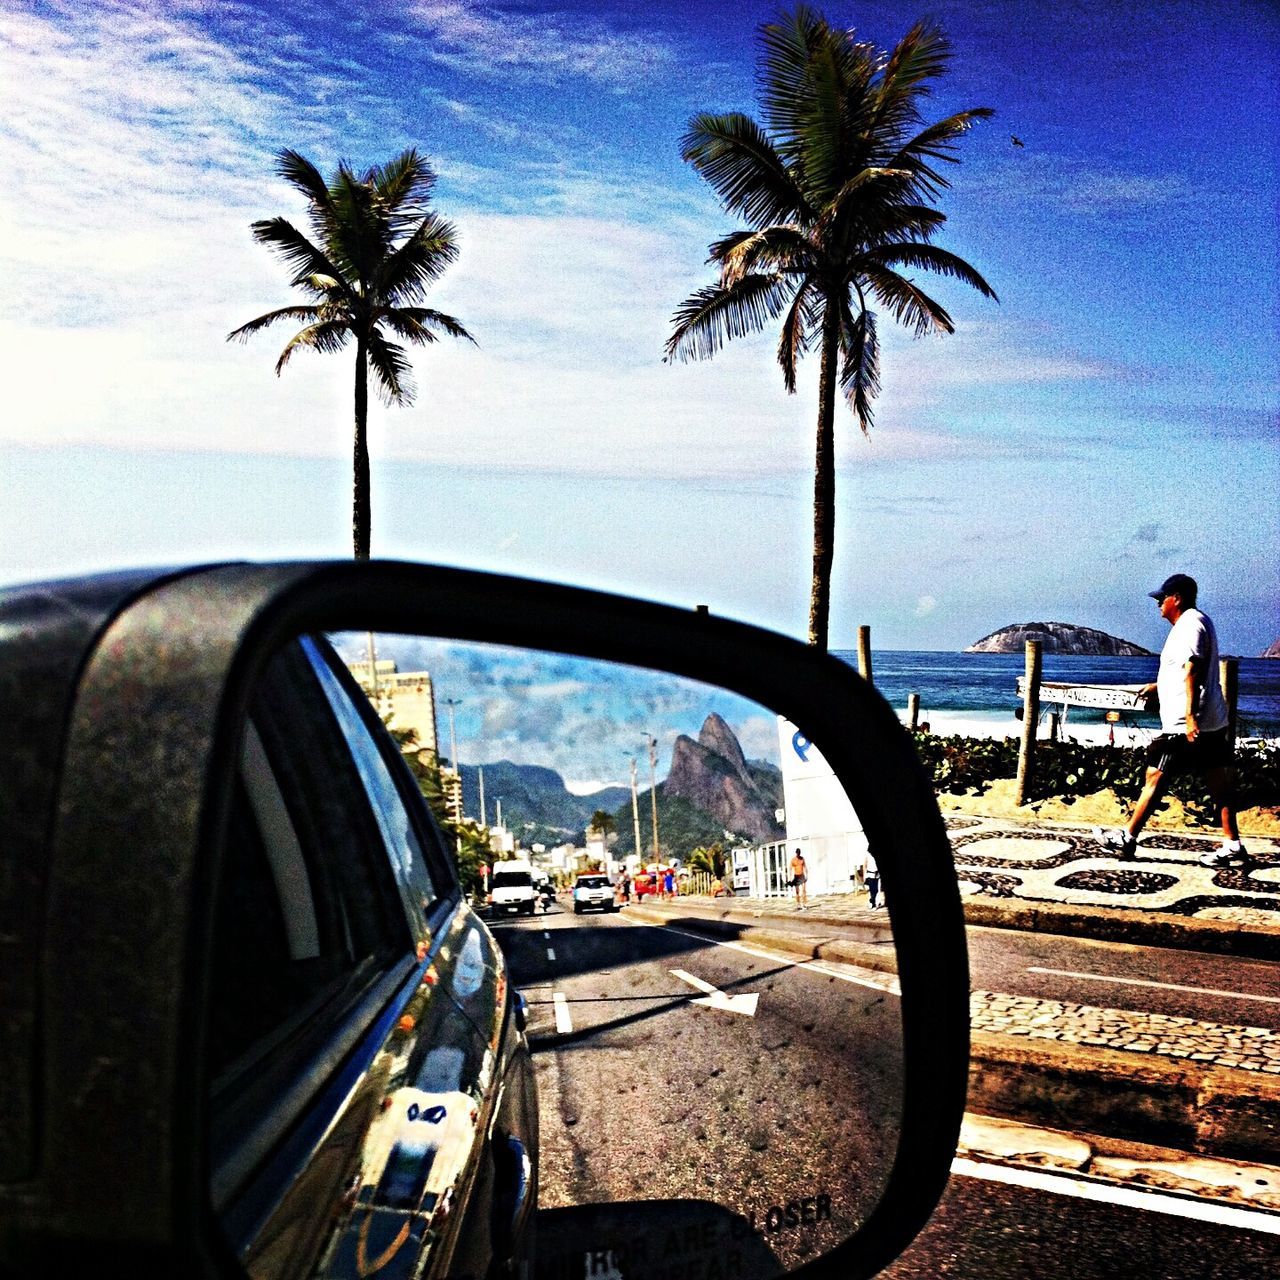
490, 901, 1280, 1280
882, 1170, 1280, 1278
491, 902, 905, 1279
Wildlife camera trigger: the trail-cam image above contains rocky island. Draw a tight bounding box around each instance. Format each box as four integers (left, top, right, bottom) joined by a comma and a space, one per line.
965, 622, 1153, 656
1263, 639, 1280, 659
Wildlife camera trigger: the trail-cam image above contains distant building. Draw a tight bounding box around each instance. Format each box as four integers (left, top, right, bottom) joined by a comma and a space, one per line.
440, 766, 463, 825
347, 656, 441, 762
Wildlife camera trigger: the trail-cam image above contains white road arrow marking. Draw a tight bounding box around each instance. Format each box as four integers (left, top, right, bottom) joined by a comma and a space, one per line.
670, 969, 759, 1017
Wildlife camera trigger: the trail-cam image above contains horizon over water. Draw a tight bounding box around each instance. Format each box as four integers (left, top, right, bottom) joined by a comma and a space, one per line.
832, 650, 1280, 739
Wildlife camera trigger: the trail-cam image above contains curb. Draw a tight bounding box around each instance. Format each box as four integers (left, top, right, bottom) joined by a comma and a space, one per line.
623, 901, 1280, 1164
963, 898, 1280, 960
969, 1031, 1280, 1165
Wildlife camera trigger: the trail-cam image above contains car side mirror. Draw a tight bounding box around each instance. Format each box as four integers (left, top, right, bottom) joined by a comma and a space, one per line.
0, 561, 967, 1280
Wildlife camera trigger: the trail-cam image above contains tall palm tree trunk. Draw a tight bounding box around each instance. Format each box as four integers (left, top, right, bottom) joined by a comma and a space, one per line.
808, 301, 840, 650
353, 337, 370, 561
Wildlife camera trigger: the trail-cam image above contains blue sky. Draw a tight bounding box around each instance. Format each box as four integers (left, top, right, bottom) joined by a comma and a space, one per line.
3, 0, 1277, 654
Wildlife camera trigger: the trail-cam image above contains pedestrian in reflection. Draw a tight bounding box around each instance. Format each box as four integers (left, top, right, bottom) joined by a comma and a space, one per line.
621, 871, 632, 904
790, 848, 808, 909
663, 866, 675, 899
863, 852, 881, 909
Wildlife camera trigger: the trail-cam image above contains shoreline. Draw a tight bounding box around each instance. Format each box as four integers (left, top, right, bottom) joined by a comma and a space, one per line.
896, 710, 1277, 749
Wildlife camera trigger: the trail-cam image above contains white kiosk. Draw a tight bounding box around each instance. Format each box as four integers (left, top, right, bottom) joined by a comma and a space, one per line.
753, 717, 868, 898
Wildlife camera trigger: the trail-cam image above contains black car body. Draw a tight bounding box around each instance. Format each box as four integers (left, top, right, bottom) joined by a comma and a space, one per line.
0, 559, 969, 1280
0, 566, 537, 1278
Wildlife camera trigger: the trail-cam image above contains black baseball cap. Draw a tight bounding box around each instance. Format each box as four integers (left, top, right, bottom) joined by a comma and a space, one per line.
1149, 573, 1197, 601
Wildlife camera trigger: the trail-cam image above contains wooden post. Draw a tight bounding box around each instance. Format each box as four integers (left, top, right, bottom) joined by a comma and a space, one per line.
907, 692, 920, 731
1015, 640, 1042, 806
1047, 710, 1060, 742
1220, 657, 1239, 747
857, 625, 873, 685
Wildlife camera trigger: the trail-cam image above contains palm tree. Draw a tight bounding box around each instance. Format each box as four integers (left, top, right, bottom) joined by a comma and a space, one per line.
666, 7, 996, 649
229, 148, 474, 560
589, 808, 617, 848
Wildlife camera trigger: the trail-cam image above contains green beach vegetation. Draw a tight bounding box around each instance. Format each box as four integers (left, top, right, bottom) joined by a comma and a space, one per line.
666, 5, 996, 649
228, 149, 473, 560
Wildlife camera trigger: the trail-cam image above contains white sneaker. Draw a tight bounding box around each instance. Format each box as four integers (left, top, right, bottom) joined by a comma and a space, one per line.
1199, 845, 1250, 869
1094, 827, 1136, 857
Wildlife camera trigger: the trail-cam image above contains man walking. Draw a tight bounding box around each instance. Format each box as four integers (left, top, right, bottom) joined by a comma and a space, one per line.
790, 848, 808, 909
1096, 574, 1248, 867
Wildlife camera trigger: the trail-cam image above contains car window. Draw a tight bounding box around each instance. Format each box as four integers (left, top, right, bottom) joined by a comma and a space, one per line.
492, 868, 532, 886
207, 641, 410, 1085
300, 636, 444, 937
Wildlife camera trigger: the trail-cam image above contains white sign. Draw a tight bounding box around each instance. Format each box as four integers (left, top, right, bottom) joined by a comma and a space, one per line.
776, 718, 868, 896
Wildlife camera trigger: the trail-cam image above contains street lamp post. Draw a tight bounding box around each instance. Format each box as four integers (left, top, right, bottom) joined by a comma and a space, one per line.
648, 735, 660, 864
628, 758, 643, 867
441, 697, 460, 770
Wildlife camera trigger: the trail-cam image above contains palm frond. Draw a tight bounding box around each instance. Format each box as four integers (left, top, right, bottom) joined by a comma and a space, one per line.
868, 203, 947, 242
718, 225, 816, 286
325, 163, 388, 285
889, 108, 996, 171
273, 320, 351, 373
275, 149, 331, 214
838, 302, 879, 434
377, 212, 462, 304
864, 243, 998, 301
371, 148, 436, 209
226, 305, 321, 343
366, 331, 415, 406
681, 112, 810, 228
248, 218, 349, 295
378, 306, 476, 347
758, 7, 877, 199
666, 273, 797, 363
861, 264, 954, 336
816, 166, 914, 236
870, 21, 950, 141
707, 230, 758, 263
776, 281, 821, 392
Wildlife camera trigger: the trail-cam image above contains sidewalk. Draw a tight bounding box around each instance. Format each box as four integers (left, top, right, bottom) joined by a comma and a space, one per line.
693, 814, 1280, 957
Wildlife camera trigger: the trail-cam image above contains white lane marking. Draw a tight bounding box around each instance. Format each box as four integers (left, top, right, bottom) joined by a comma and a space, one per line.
1028, 967, 1280, 1006
670, 968, 759, 1016
546, 947, 557, 962
543, 931, 551, 940
952, 1157, 1280, 1235
620, 916, 901, 996
553, 992, 573, 1034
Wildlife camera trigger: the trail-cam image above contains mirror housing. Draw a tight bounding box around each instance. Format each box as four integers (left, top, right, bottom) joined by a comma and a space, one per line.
0, 560, 967, 1278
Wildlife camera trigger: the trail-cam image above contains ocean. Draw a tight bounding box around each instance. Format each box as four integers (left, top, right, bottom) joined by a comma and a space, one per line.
831, 651, 1280, 740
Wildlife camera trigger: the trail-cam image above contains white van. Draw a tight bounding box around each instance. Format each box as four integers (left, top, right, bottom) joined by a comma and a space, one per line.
489, 859, 537, 916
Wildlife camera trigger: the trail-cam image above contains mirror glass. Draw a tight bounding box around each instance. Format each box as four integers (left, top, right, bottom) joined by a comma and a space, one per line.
211, 631, 903, 1280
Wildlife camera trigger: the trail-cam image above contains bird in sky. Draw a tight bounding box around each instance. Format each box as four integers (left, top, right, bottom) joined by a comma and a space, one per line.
1011, 135, 1025, 147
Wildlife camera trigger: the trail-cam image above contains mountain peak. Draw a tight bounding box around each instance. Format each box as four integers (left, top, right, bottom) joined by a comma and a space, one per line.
665, 716, 782, 843
698, 712, 748, 777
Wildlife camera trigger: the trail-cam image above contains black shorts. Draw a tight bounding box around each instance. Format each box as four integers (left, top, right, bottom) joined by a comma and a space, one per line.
1145, 728, 1231, 776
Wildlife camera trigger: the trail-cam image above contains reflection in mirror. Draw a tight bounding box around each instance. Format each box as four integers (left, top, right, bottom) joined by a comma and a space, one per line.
211, 632, 903, 1280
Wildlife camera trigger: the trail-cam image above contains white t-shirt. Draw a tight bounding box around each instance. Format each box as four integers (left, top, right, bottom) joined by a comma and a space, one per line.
1156, 608, 1227, 734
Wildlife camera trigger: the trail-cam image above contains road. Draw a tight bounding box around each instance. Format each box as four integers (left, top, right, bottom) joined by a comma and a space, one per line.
492, 902, 904, 1278
489, 901, 1279, 1280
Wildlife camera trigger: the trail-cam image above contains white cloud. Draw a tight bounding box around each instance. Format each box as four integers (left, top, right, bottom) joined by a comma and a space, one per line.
915, 595, 937, 617
403, 0, 675, 86
1, 0, 1148, 485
